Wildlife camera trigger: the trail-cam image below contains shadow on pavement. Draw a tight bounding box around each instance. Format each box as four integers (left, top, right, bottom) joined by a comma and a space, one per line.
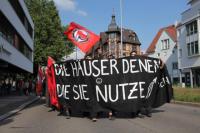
51, 108, 165, 119
0, 98, 43, 126
152, 109, 165, 113
25, 98, 166, 120
0, 112, 21, 127
0, 118, 14, 126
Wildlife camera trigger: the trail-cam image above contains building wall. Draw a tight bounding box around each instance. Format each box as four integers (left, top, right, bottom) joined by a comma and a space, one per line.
100, 34, 140, 58
0, 0, 34, 73
148, 31, 179, 83
123, 43, 140, 56
178, 1, 200, 70
0, 36, 33, 73
177, 0, 200, 87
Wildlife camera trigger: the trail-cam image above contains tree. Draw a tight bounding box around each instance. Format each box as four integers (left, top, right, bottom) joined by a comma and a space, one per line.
25, 0, 73, 66
62, 25, 74, 55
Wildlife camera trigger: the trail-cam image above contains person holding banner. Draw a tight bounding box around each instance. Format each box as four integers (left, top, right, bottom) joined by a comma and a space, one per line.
142, 58, 165, 117
85, 55, 98, 122
129, 50, 166, 118
130, 50, 144, 118
46, 57, 71, 119
108, 54, 115, 120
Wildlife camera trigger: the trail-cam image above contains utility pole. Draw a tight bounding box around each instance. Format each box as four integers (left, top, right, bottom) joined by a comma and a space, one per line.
120, 0, 123, 57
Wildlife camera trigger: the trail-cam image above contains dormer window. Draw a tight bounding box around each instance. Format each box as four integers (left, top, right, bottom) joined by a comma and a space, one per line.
129, 34, 135, 41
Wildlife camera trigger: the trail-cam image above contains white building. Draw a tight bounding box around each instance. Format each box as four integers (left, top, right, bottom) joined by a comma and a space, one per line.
0, 0, 34, 74
146, 25, 180, 84
177, 0, 200, 88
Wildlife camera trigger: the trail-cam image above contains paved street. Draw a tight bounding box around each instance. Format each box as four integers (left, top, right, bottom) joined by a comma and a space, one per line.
0, 100, 200, 133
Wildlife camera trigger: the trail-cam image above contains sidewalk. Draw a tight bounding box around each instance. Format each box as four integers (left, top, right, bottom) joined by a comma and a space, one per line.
0, 94, 39, 121
171, 100, 200, 108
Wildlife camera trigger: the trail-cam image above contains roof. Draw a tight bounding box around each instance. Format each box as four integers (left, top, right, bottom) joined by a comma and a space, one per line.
108, 14, 119, 32
146, 25, 177, 54
101, 28, 141, 45
106, 13, 140, 45
121, 28, 141, 45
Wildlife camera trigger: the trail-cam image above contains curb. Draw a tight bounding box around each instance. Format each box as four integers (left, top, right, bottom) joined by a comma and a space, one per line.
171, 100, 200, 108
0, 96, 40, 121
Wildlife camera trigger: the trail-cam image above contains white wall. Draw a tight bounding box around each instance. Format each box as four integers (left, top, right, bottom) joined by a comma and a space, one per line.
148, 31, 179, 81
178, 1, 200, 70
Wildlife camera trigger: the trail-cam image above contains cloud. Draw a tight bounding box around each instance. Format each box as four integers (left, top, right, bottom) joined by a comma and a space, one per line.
53, 0, 88, 16
77, 10, 88, 16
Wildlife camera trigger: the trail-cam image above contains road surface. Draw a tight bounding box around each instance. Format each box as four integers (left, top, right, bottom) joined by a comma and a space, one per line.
0, 100, 200, 133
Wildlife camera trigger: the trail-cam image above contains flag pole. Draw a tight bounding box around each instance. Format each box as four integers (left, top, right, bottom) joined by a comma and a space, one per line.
120, 0, 123, 57
76, 46, 77, 60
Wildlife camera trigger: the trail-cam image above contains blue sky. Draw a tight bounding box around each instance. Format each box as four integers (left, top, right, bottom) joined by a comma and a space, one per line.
54, 0, 189, 51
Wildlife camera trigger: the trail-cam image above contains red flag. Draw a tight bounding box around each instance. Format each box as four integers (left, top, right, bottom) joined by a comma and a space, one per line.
46, 57, 60, 109
64, 22, 100, 53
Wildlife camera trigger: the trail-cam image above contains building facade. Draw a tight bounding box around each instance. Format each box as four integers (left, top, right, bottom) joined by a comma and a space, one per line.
146, 25, 180, 84
177, 0, 200, 87
0, 0, 34, 74
86, 13, 141, 58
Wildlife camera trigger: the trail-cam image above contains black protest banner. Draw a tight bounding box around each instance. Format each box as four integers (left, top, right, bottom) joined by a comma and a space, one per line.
53, 55, 173, 113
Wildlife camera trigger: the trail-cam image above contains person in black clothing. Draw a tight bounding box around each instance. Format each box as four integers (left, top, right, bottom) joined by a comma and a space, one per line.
85, 55, 98, 122
58, 105, 71, 119
140, 59, 165, 118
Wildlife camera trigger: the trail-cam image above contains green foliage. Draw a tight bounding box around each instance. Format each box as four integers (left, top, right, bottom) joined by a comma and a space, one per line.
173, 87, 200, 103
25, 0, 73, 65
62, 25, 75, 54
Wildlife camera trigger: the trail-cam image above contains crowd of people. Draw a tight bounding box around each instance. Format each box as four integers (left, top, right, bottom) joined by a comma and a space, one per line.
0, 75, 36, 96
46, 50, 165, 122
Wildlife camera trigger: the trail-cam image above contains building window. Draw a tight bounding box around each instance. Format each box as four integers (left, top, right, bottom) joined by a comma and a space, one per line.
123, 52, 126, 57
123, 44, 126, 50
172, 62, 178, 70
111, 43, 115, 51
187, 41, 199, 56
186, 20, 198, 36
109, 33, 116, 39
132, 46, 137, 52
103, 45, 108, 53
129, 34, 135, 41
0, 11, 32, 61
195, 41, 199, 54
161, 39, 170, 50
157, 53, 160, 57
179, 49, 182, 58
8, 0, 33, 38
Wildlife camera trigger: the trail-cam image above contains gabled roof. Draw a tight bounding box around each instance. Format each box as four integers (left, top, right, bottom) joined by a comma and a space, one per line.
146, 25, 177, 54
